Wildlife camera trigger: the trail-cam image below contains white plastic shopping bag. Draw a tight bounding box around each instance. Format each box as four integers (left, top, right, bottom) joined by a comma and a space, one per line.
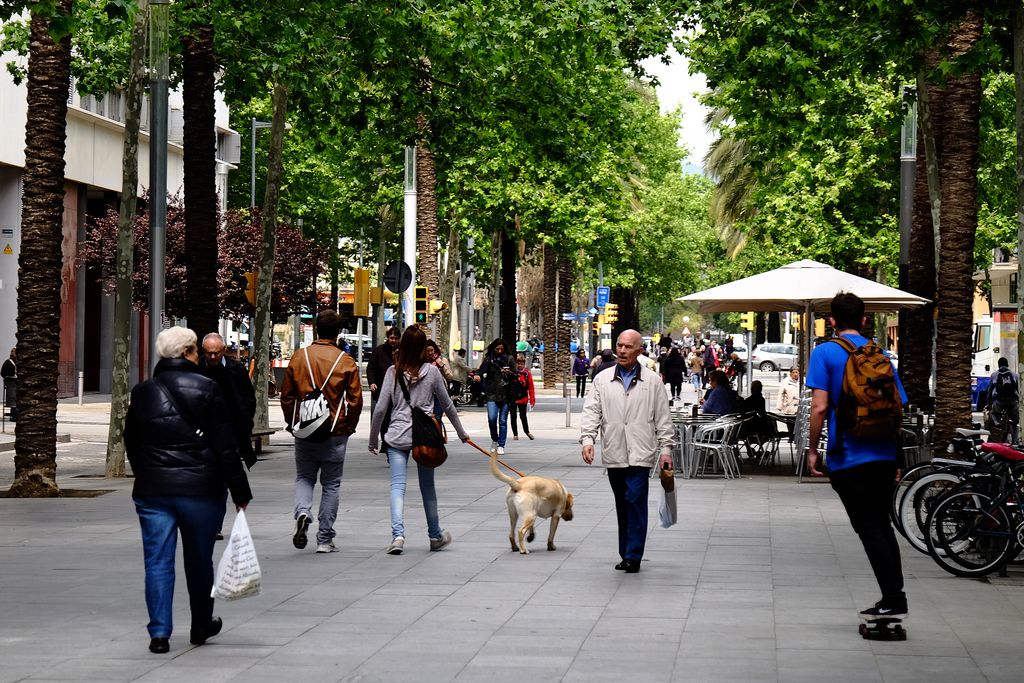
211, 510, 262, 600
658, 467, 678, 528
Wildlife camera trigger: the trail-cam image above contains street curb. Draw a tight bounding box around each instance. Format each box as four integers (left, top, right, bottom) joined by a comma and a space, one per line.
0, 433, 70, 452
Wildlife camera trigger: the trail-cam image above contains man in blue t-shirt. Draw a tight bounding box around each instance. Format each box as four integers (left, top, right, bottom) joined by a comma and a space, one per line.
806, 292, 908, 623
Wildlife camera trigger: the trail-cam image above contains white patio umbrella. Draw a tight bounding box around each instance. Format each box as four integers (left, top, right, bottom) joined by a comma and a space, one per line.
677, 259, 930, 372
677, 259, 929, 314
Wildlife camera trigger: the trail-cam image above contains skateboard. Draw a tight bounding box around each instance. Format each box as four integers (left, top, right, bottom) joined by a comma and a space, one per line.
859, 617, 906, 641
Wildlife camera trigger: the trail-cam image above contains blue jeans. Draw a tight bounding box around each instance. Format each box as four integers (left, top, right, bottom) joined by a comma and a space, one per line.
607, 466, 650, 562
690, 372, 702, 393
486, 401, 510, 446
294, 435, 348, 544
387, 446, 442, 540
134, 495, 226, 639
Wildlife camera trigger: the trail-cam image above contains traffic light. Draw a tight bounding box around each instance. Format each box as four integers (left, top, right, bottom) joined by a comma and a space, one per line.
244, 271, 257, 306
604, 303, 618, 324
740, 311, 755, 331
792, 313, 802, 329
353, 268, 370, 317
414, 286, 428, 324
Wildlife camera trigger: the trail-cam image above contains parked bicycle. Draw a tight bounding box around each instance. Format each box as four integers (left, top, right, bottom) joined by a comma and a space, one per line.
923, 441, 1024, 578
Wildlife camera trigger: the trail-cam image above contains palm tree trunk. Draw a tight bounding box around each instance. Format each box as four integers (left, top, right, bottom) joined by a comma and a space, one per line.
557, 255, 573, 382
182, 17, 220, 338
253, 78, 288, 432
934, 12, 983, 450
106, 0, 148, 478
9, 0, 73, 497
542, 243, 557, 388
500, 221, 517, 345
415, 116, 439, 299
437, 219, 459, 354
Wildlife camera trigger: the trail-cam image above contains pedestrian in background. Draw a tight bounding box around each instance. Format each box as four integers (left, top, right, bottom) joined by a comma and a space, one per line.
478, 338, 515, 454
2, 347, 15, 421
200, 333, 257, 470
660, 346, 686, 401
366, 327, 400, 412
687, 348, 704, 394
280, 310, 363, 554
509, 353, 536, 440
450, 348, 470, 399
776, 366, 801, 415
369, 325, 469, 555
572, 348, 589, 398
125, 327, 252, 655
987, 357, 1019, 443
425, 339, 455, 420
580, 329, 674, 573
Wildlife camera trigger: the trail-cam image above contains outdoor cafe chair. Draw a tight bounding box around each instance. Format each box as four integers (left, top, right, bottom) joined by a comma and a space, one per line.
692, 415, 744, 478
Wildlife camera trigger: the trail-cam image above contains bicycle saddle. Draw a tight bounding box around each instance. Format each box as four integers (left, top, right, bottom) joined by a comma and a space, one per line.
956, 428, 990, 438
980, 442, 1024, 462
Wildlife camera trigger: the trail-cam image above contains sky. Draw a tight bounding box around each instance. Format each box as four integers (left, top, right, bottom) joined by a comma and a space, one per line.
642, 46, 714, 175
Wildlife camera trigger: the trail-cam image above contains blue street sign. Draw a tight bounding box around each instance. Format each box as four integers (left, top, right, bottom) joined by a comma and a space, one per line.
579, 311, 591, 319
561, 312, 577, 321
596, 286, 610, 308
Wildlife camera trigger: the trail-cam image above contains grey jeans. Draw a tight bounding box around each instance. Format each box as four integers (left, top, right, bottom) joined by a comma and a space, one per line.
294, 434, 348, 544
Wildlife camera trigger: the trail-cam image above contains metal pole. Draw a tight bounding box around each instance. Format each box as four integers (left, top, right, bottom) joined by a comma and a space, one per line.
146, 0, 171, 376
898, 86, 917, 354
250, 117, 256, 208
77, 371, 84, 405
402, 146, 417, 327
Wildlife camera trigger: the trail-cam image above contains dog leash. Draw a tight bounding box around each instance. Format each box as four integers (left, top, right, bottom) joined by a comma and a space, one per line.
465, 438, 525, 477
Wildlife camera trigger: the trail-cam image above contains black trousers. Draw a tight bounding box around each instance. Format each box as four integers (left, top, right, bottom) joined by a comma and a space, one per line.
575, 375, 587, 397
509, 403, 530, 436
829, 459, 905, 602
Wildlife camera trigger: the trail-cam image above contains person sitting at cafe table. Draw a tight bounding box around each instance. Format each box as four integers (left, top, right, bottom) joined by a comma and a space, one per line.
701, 370, 736, 415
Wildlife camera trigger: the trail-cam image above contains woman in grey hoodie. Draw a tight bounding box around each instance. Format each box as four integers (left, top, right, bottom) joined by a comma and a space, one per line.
369, 326, 469, 555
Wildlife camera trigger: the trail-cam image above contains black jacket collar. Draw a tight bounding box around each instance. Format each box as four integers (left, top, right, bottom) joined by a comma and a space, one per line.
154, 357, 202, 376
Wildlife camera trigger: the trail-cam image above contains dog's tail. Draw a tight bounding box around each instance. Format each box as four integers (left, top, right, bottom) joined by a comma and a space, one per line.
490, 447, 519, 489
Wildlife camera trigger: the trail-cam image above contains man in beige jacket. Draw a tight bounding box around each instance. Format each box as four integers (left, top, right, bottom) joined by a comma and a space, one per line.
580, 329, 674, 573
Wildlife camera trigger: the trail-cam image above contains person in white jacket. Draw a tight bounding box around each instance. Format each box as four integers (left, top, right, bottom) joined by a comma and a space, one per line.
580, 329, 675, 573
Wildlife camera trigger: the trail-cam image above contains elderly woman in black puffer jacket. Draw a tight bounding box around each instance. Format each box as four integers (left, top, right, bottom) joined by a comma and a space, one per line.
125, 327, 252, 655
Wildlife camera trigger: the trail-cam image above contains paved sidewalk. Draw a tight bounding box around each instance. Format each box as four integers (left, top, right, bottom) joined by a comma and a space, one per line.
1, 399, 1023, 682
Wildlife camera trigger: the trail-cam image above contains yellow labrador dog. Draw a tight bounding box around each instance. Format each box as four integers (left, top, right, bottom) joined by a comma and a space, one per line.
490, 449, 573, 553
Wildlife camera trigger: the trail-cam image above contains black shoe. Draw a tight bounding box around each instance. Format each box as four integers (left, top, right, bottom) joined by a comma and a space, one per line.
190, 616, 223, 645
615, 560, 628, 570
149, 637, 169, 654
615, 559, 640, 572
859, 598, 907, 622
293, 513, 311, 549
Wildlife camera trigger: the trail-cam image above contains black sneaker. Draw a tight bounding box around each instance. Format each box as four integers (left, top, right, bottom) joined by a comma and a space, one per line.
859, 598, 907, 622
293, 513, 311, 549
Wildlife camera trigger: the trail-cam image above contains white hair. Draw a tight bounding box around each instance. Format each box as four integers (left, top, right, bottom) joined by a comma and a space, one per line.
156, 327, 198, 360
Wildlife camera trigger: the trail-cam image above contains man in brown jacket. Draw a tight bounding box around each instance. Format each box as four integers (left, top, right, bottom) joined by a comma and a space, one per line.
280, 309, 363, 553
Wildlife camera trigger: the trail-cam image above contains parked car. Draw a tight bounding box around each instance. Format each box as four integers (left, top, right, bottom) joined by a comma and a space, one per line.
341, 334, 374, 357
750, 343, 798, 371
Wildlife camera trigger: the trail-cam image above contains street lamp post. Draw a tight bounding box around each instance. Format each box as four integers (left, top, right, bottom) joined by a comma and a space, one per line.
147, 0, 170, 375
250, 118, 273, 208
897, 85, 917, 354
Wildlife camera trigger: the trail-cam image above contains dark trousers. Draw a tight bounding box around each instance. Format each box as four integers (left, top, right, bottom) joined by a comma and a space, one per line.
575, 375, 587, 397
607, 466, 650, 561
668, 378, 683, 399
509, 403, 530, 436
134, 495, 225, 638
829, 459, 905, 602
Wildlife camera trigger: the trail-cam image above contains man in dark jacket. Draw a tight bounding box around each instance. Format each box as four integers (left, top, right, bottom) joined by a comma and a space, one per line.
366, 327, 400, 411
125, 327, 252, 655
200, 333, 257, 468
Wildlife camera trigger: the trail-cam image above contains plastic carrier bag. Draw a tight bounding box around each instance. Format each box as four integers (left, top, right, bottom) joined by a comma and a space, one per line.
211, 510, 262, 600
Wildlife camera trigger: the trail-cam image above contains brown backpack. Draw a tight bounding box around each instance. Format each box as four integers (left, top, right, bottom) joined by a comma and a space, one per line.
829, 337, 902, 439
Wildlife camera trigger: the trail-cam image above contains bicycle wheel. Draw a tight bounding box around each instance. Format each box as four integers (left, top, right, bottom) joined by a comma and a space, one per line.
925, 491, 1017, 578
898, 472, 963, 554
892, 463, 936, 539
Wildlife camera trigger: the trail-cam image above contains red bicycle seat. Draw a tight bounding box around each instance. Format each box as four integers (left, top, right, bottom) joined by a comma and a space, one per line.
980, 442, 1024, 462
